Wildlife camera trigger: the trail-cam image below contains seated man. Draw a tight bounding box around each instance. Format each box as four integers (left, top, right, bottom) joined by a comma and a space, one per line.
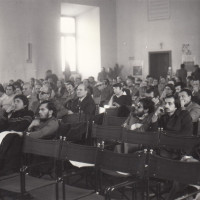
123, 97, 155, 131
192, 79, 200, 105
145, 87, 161, 109
31, 85, 68, 119
23, 82, 37, 109
26, 100, 59, 139
0, 84, 16, 113
68, 83, 96, 121
152, 95, 193, 159
179, 88, 200, 135
121, 97, 155, 154
108, 83, 132, 117
109, 83, 132, 108
152, 95, 193, 136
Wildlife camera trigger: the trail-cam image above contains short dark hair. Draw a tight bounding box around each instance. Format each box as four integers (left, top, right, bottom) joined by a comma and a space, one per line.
103, 79, 110, 86
40, 100, 57, 117
181, 63, 185, 69
6, 84, 15, 91
113, 83, 122, 89
14, 94, 29, 110
165, 84, 175, 94
139, 97, 155, 114
65, 81, 75, 88
175, 82, 184, 89
180, 88, 193, 97
164, 95, 181, 109
146, 87, 159, 97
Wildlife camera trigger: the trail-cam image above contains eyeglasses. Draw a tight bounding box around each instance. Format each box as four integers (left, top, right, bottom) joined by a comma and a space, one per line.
136, 104, 143, 109
40, 91, 48, 95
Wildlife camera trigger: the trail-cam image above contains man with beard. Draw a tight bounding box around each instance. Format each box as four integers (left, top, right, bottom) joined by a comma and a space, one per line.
152, 95, 193, 136
26, 100, 59, 139
123, 97, 155, 131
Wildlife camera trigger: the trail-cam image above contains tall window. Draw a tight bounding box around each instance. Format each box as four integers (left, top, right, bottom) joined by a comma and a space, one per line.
60, 17, 76, 72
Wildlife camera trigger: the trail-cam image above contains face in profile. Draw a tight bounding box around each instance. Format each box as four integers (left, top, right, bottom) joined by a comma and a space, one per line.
135, 102, 145, 117
39, 103, 52, 119
14, 98, 26, 111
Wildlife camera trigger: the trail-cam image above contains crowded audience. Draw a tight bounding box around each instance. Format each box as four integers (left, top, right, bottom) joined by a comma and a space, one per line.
1, 64, 200, 199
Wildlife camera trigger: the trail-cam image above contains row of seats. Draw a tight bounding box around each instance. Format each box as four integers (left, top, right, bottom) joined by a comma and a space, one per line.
1, 136, 200, 200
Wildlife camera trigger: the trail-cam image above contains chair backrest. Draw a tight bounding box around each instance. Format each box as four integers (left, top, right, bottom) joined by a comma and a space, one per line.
122, 129, 159, 147
22, 136, 61, 159
95, 149, 146, 176
92, 124, 123, 142
62, 113, 86, 123
58, 121, 88, 142
102, 114, 126, 126
105, 107, 118, 116
148, 153, 200, 185
62, 142, 98, 164
159, 132, 200, 153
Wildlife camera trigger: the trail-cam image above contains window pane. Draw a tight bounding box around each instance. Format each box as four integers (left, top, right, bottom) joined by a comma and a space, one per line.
60, 17, 75, 34
61, 36, 76, 71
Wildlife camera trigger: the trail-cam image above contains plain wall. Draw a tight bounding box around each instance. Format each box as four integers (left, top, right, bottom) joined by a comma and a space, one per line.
116, 0, 200, 79
0, 0, 117, 83
0, 0, 61, 82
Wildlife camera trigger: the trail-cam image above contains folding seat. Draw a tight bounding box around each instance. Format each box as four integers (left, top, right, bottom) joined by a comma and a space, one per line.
78, 148, 147, 200
158, 132, 200, 158
57, 142, 147, 200
122, 129, 159, 148
62, 113, 86, 124
58, 121, 89, 143
102, 114, 126, 127
0, 136, 63, 200
105, 108, 119, 116
92, 123, 123, 151
148, 152, 200, 200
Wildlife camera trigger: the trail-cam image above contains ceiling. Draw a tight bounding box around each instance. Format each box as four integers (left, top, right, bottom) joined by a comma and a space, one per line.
61, 3, 96, 17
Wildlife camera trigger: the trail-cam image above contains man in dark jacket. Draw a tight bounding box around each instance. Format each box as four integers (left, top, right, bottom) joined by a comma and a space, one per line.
69, 83, 96, 121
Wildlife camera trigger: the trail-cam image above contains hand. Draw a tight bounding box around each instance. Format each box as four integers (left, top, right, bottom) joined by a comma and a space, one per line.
28, 119, 40, 131
130, 123, 142, 130
155, 106, 165, 116
113, 102, 120, 107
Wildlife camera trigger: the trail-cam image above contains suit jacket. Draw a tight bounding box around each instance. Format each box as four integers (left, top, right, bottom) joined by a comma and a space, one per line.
71, 94, 96, 120
158, 109, 193, 136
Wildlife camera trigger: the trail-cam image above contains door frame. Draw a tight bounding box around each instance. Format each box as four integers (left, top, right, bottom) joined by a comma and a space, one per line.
148, 50, 172, 77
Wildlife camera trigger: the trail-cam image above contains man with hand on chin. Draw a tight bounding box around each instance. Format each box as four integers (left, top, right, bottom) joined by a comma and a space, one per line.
179, 88, 200, 135
26, 100, 59, 139
152, 95, 193, 136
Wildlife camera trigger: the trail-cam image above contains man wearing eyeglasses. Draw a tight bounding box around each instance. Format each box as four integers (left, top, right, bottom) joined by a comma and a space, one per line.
31, 85, 68, 119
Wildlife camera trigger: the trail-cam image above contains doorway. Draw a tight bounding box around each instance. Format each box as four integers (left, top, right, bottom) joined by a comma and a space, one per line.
149, 51, 171, 79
